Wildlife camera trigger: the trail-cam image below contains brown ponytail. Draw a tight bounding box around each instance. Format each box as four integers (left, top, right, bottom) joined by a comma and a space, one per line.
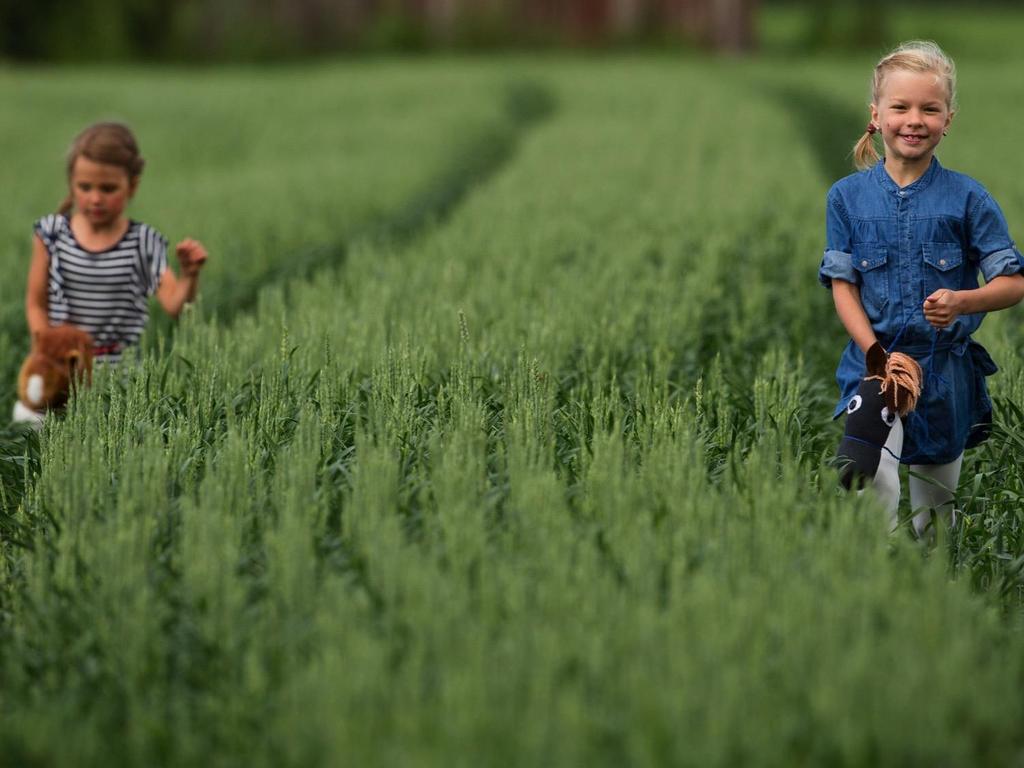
57, 193, 74, 217
58, 122, 145, 215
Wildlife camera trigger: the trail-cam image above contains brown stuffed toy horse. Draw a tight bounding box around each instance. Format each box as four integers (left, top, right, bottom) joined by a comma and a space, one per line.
12, 325, 94, 427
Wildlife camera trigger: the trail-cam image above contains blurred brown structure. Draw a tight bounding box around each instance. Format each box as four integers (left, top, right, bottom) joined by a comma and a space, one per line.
1, 0, 760, 61
443, 0, 756, 50
238, 0, 760, 53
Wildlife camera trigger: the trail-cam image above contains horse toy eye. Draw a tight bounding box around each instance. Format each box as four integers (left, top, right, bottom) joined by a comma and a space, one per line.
847, 395, 863, 414
880, 406, 897, 427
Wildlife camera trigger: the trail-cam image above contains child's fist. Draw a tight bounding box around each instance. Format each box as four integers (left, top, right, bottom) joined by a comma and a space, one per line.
176, 238, 208, 278
923, 288, 961, 329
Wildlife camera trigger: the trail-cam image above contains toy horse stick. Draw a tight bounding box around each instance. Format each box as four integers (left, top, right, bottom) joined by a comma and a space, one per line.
836, 342, 923, 499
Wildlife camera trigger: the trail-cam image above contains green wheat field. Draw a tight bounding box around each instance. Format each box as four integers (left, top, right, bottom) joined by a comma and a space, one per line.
3, 28, 1024, 768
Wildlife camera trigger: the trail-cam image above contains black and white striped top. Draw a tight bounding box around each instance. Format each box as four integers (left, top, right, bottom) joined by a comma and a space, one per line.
34, 214, 167, 362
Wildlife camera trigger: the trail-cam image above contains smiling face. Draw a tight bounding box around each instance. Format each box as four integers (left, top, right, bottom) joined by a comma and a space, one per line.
69, 156, 137, 229
871, 68, 953, 171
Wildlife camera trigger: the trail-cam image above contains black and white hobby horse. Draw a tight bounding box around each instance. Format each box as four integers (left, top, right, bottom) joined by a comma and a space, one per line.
837, 342, 923, 507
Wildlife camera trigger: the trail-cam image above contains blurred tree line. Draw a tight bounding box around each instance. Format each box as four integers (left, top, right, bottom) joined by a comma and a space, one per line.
0, 0, 1001, 62
1, 0, 762, 61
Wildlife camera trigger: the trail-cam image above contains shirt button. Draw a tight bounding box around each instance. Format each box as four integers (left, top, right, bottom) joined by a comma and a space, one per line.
939, 259, 947, 266
861, 260, 869, 267
898, 191, 906, 197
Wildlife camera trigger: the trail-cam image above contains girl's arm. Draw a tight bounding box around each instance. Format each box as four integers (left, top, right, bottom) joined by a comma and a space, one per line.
156, 238, 208, 318
831, 279, 878, 354
25, 235, 50, 337
923, 273, 1024, 328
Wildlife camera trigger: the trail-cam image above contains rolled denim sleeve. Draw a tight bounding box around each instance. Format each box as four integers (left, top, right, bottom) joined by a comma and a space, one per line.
968, 192, 1024, 281
819, 249, 857, 287
819, 191, 856, 288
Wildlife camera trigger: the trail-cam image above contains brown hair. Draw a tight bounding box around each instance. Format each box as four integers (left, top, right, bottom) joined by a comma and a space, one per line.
852, 41, 958, 170
58, 122, 145, 216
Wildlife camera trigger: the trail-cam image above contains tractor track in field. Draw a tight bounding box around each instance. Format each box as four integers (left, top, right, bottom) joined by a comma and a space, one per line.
768, 83, 866, 185
0, 78, 557, 546
204, 79, 556, 319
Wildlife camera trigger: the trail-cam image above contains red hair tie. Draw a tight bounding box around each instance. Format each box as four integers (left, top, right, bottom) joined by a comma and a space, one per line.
866, 123, 878, 135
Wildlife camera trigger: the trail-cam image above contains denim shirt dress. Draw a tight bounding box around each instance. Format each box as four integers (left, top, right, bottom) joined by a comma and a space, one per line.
819, 157, 1024, 464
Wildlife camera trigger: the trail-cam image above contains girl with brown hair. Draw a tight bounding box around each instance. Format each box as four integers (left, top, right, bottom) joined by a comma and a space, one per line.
25, 121, 209, 363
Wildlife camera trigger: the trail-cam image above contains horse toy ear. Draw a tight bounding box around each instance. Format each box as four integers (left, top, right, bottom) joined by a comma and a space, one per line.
866, 342, 888, 378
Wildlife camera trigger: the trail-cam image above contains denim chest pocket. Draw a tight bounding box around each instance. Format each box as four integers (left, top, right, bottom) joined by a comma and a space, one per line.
852, 244, 889, 315
922, 242, 964, 296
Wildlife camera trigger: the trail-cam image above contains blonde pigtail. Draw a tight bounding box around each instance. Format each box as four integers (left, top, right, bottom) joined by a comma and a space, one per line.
852, 129, 880, 171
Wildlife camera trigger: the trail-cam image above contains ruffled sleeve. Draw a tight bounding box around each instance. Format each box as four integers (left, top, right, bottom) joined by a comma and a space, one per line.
33, 214, 62, 253
137, 223, 169, 297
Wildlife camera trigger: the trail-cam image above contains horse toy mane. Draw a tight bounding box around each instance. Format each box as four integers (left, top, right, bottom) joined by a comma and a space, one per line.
12, 325, 94, 427
837, 342, 923, 491
865, 343, 922, 417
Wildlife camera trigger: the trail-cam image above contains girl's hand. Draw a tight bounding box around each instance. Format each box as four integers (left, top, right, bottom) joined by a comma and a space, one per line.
175, 238, 208, 278
923, 289, 961, 329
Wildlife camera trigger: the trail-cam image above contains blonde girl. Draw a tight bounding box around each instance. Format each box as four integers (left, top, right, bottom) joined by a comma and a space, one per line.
819, 41, 1024, 535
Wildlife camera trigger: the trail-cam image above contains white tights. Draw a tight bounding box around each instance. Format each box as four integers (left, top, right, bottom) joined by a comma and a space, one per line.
904, 454, 963, 537
870, 417, 963, 537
